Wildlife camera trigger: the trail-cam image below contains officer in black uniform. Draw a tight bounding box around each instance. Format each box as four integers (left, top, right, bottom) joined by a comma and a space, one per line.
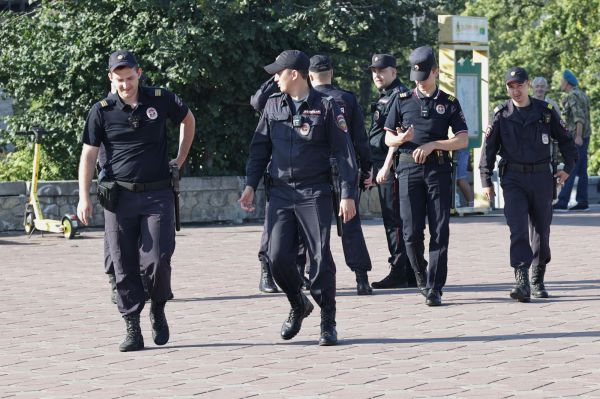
366, 54, 415, 289
384, 46, 468, 307
77, 50, 196, 351
480, 66, 577, 302
308, 54, 374, 295
239, 50, 357, 346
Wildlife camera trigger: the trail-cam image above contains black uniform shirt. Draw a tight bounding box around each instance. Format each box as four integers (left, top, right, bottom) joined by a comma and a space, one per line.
246, 88, 357, 199
368, 78, 408, 164
479, 97, 578, 188
314, 84, 371, 172
82, 86, 189, 183
384, 87, 468, 153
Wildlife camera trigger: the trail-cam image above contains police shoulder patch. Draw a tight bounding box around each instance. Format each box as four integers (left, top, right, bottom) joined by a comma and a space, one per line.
336, 114, 348, 133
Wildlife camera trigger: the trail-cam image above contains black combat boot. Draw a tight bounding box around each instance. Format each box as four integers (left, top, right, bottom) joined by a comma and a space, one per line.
119, 314, 144, 352
371, 265, 407, 289
149, 300, 170, 345
413, 270, 429, 297
531, 264, 549, 298
319, 308, 338, 346
510, 266, 531, 303
259, 261, 278, 293
355, 271, 373, 295
426, 289, 442, 306
108, 273, 117, 304
281, 292, 314, 340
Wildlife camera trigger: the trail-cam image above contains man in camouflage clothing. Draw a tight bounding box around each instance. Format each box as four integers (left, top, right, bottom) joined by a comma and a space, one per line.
553, 69, 592, 212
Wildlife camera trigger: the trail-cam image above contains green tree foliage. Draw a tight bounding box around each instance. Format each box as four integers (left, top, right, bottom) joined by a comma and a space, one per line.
464, 0, 600, 174
0, 0, 461, 180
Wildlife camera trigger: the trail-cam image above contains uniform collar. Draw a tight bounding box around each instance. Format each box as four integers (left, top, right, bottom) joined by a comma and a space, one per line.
506, 96, 542, 125
110, 86, 146, 110
313, 84, 335, 91
415, 86, 440, 100
380, 78, 402, 96
282, 88, 317, 113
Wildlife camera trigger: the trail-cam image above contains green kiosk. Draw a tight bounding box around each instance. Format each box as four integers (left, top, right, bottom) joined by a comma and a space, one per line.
438, 15, 496, 214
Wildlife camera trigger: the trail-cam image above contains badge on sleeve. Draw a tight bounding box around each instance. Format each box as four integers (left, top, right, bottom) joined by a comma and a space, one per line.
485, 125, 492, 138
146, 107, 158, 120
435, 104, 446, 114
174, 94, 183, 107
542, 133, 549, 144
336, 114, 348, 133
373, 110, 380, 122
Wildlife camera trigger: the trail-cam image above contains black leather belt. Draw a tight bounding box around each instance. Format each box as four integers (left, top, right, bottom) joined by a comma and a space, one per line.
116, 179, 171, 192
397, 152, 448, 164
505, 163, 551, 173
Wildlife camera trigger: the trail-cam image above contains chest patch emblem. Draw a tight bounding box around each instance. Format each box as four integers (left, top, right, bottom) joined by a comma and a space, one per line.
435, 104, 446, 114
299, 123, 310, 136
373, 110, 380, 122
542, 133, 549, 145
146, 107, 158, 120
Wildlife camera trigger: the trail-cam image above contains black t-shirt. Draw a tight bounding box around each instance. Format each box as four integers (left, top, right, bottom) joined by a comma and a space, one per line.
81, 86, 189, 182
384, 87, 468, 153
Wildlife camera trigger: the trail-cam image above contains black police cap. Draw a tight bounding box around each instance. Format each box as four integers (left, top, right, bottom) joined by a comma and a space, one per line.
108, 50, 138, 72
505, 67, 529, 84
368, 54, 396, 69
264, 50, 310, 74
409, 46, 436, 81
309, 55, 333, 72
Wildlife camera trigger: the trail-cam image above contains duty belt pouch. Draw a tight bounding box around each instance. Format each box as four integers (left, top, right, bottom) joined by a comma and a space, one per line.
97, 180, 119, 212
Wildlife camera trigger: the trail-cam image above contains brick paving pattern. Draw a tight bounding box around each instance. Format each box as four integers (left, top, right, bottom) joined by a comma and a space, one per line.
1, 207, 599, 398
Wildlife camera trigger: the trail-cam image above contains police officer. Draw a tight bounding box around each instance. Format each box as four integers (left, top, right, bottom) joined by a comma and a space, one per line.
367, 53, 415, 290
239, 50, 357, 346
384, 46, 468, 307
77, 50, 196, 351
480, 67, 577, 302
308, 54, 374, 295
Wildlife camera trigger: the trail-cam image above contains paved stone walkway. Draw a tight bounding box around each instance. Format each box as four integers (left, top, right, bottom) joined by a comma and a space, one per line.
1, 207, 599, 398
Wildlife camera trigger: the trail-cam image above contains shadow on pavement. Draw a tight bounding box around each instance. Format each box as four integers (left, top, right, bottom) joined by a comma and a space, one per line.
160, 330, 600, 349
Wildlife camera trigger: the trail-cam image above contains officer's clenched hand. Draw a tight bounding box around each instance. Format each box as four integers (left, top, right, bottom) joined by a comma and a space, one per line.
412, 142, 435, 164
238, 186, 255, 212
362, 168, 374, 188
483, 186, 495, 201
396, 125, 414, 143
339, 199, 356, 223
376, 167, 388, 184
555, 170, 569, 184
77, 197, 93, 226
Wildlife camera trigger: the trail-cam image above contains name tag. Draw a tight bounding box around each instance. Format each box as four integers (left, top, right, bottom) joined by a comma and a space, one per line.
542, 133, 549, 144
292, 115, 302, 127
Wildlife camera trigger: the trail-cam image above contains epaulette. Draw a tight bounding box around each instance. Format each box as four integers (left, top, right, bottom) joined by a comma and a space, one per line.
99, 98, 114, 108
398, 91, 411, 99
447, 94, 456, 102
547, 103, 553, 109
154, 88, 162, 97
493, 103, 506, 114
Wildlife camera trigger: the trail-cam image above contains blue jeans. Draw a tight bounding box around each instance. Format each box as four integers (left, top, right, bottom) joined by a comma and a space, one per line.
556, 136, 589, 206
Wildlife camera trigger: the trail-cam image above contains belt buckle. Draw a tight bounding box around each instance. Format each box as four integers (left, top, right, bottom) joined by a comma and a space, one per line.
523, 164, 534, 173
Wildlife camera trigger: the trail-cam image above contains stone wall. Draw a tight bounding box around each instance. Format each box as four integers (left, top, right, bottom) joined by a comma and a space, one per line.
0, 176, 598, 232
